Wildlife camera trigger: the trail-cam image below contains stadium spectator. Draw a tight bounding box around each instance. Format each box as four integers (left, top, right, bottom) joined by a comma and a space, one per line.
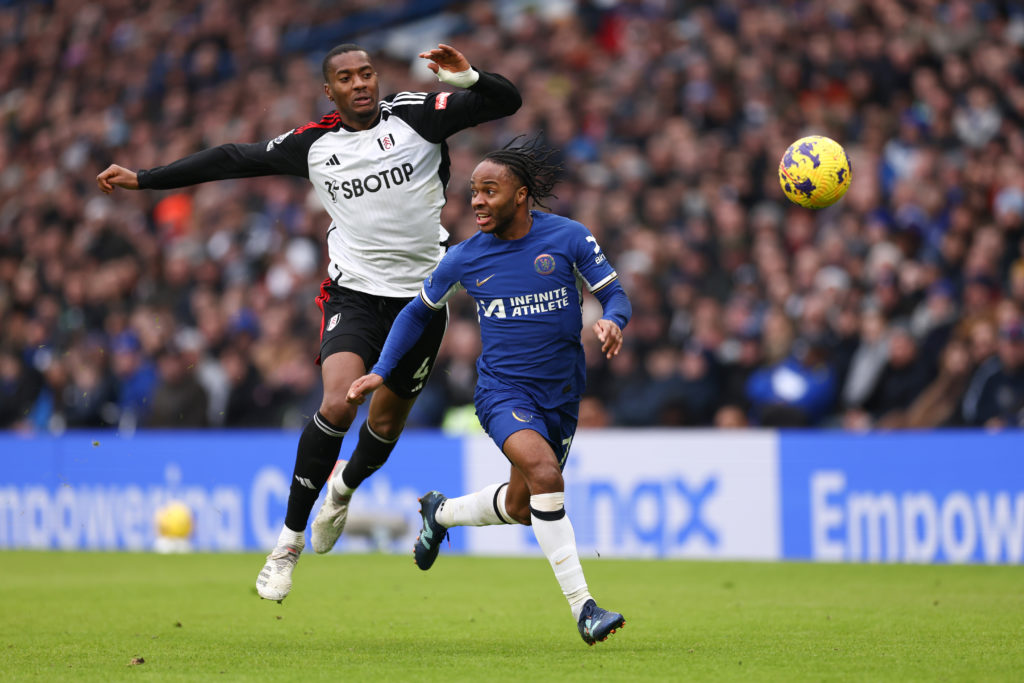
881, 337, 973, 429
860, 325, 933, 423
219, 345, 278, 428
971, 320, 1024, 427
718, 327, 763, 412
0, 345, 38, 429
961, 317, 1002, 424
145, 343, 210, 428
110, 331, 158, 427
746, 335, 837, 427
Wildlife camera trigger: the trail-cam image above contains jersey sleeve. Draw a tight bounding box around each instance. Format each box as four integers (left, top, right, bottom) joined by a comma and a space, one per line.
571, 222, 632, 329
384, 70, 521, 144
571, 222, 618, 294
419, 244, 466, 309
135, 116, 332, 189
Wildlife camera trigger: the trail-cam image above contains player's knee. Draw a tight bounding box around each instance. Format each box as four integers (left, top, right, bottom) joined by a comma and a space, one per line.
505, 498, 532, 525
365, 414, 405, 441
319, 395, 357, 429
526, 462, 564, 495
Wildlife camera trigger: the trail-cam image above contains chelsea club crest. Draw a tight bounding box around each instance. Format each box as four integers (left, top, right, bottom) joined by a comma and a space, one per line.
534, 254, 555, 275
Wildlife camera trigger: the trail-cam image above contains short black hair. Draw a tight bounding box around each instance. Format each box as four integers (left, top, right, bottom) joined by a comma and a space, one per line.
322, 43, 369, 82
483, 134, 563, 211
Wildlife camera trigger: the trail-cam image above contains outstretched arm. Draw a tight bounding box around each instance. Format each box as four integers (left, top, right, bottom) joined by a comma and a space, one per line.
96, 136, 311, 193
138, 143, 308, 189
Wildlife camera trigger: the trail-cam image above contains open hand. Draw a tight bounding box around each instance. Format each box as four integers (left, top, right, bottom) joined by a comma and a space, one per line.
418, 43, 470, 75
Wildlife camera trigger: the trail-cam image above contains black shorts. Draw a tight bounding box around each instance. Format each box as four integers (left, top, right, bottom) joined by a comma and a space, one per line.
315, 280, 448, 399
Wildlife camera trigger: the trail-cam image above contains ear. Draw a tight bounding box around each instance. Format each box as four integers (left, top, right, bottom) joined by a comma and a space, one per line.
516, 185, 529, 206
324, 84, 333, 101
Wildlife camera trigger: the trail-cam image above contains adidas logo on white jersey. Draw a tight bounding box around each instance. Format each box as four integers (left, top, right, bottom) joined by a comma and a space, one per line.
326, 154, 340, 166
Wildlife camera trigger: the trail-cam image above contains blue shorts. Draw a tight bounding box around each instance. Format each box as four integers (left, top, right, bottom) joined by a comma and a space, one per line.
475, 386, 579, 469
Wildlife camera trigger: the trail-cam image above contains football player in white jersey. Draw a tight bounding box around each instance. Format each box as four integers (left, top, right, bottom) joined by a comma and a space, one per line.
97, 43, 521, 601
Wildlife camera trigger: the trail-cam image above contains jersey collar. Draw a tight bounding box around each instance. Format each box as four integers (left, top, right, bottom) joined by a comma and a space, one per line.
337, 108, 382, 132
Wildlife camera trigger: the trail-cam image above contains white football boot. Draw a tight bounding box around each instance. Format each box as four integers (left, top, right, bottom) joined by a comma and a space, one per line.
256, 545, 301, 601
311, 460, 351, 554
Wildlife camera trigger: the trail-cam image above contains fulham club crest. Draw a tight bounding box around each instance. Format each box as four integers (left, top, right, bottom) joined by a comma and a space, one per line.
377, 134, 395, 151
326, 313, 341, 332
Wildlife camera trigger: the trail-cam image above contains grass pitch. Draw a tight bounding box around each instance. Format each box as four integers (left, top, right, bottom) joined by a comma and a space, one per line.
1, 551, 1022, 681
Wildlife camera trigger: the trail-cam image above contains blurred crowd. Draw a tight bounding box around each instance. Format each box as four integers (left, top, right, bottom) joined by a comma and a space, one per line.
2, 0, 1024, 433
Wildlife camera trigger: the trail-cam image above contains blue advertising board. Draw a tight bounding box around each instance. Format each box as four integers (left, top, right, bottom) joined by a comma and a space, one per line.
780, 431, 1024, 564
3, 429, 1023, 563
0, 430, 463, 552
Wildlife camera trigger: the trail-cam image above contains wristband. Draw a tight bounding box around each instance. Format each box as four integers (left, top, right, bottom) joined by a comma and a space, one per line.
436, 66, 479, 88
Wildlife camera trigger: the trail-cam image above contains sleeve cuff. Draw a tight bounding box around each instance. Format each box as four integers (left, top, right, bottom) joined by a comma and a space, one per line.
436, 67, 479, 88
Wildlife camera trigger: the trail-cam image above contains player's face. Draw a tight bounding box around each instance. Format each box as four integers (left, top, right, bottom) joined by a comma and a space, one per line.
470, 160, 528, 237
324, 51, 380, 129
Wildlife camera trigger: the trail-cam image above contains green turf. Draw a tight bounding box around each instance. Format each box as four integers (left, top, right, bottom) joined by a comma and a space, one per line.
1, 551, 1022, 681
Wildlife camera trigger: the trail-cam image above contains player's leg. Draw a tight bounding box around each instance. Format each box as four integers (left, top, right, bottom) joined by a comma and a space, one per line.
434, 478, 516, 527
314, 303, 448, 553
500, 428, 593, 619
293, 351, 362, 528
413, 476, 515, 571
437, 392, 556, 530
500, 456, 533, 524
305, 349, 370, 553
412, 387, 518, 569
314, 385, 415, 551
335, 385, 413, 494
257, 283, 365, 600
257, 350, 362, 600
313, 385, 413, 555
504, 417, 623, 645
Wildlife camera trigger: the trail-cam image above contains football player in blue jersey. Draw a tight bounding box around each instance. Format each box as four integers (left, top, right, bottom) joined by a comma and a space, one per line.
347, 136, 631, 645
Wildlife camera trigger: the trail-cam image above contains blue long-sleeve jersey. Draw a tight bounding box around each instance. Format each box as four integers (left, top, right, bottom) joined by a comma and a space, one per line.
372, 211, 631, 408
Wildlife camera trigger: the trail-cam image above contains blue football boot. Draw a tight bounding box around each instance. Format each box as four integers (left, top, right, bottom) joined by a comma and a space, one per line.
414, 491, 449, 570
577, 599, 625, 645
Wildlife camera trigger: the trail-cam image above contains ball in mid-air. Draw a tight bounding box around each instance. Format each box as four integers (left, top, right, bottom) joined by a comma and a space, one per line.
156, 501, 194, 539
778, 136, 851, 209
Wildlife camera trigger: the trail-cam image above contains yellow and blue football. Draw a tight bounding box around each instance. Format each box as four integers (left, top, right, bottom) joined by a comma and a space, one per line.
778, 135, 852, 209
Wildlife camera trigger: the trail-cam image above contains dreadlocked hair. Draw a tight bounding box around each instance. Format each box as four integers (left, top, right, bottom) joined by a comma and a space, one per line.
483, 134, 563, 211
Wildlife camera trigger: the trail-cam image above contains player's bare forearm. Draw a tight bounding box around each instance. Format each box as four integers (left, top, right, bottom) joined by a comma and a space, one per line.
96, 164, 139, 193
347, 373, 384, 405
418, 43, 471, 74
593, 319, 624, 359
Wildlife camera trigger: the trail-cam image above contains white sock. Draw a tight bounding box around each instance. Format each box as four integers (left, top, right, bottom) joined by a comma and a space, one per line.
278, 525, 305, 552
331, 462, 355, 501
436, 482, 513, 527
529, 492, 592, 621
